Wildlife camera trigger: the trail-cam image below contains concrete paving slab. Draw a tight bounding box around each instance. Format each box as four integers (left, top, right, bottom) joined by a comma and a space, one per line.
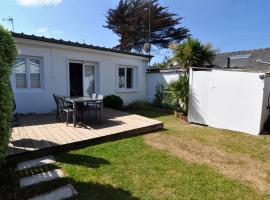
17, 156, 56, 170
28, 184, 78, 200
20, 169, 64, 188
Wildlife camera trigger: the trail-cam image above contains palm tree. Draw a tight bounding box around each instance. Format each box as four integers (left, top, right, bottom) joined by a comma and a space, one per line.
164, 73, 189, 115
164, 38, 216, 115
170, 38, 216, 71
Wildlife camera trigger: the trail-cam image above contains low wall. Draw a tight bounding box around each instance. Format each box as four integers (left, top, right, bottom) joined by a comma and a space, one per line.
146, 69, 183, 103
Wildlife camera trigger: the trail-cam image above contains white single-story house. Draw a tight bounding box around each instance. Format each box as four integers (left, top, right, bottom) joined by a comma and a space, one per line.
11, 33, 270, 135
11, 33, 150, 114
188, 67, 270, 135
146, 68, 183, 102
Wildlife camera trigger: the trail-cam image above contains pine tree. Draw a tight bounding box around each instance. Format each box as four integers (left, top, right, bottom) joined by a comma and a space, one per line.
104, 0, 189, 52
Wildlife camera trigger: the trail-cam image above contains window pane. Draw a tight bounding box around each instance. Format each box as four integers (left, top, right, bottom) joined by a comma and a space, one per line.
14, 58, 27, 88
85, 65, 94, 77
85, 65, 95, 95
30, 59, 41, 88
126, 68, 133, 88
118, 68, 125, 88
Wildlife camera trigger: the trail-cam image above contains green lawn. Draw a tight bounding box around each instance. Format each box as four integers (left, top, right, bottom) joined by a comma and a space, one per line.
3, 109, 270, 199
55, 109, 269, 200
57, 136, 262, 200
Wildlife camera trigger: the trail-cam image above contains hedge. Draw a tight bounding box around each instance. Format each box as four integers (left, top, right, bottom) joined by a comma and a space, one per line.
103, 95, 123, 110
0, 26, 17, 163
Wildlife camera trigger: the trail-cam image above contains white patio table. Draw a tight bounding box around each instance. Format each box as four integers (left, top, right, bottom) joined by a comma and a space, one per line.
65, 96, 103, 127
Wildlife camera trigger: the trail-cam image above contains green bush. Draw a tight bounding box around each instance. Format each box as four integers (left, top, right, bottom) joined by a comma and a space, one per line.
103, 95, 123, 110
125, 100, 150, 111
0, 26, 17, 163
152, 83, 165, 108
164, 73, 189, 115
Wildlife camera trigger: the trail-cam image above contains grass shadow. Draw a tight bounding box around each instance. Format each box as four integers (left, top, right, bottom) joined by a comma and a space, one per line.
56, 153, 110, 168
19, 177, 140, 200
69, 180, 140, 200
130, 109, 171, 119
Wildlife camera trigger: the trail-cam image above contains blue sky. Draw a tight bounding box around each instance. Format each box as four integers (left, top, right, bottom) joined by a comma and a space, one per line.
1, 0, 270, 63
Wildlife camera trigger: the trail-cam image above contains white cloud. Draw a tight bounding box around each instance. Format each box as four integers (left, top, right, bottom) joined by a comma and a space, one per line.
36, 27, 63, 38
36, 27, 48, 34
17, 0, 62, 7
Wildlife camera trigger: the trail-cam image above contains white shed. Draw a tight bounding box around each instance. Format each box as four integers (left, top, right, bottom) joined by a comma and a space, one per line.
188, 67, 270, 135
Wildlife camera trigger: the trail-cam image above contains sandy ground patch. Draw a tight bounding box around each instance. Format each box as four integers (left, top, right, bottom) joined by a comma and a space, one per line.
144, 133, 270, 194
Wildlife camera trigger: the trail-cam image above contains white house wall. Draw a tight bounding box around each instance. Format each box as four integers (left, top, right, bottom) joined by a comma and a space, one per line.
13, 38, 148, 114
147, 72, 180, 103
188, 69, 265, 135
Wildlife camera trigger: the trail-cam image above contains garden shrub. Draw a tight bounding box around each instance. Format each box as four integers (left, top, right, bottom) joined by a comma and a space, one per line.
125, 100, 150, 111
152, 83, 165, 108
164, 73, 189, 115
103, 95, 123, 110
0, 26, 17, 163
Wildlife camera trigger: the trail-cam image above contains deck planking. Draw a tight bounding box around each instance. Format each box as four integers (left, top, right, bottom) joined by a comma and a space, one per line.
7, 108, 163, 164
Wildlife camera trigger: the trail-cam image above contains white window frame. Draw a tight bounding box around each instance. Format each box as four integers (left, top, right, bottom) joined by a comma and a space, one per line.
13, 56, 44, 90
116, 65, 138, 93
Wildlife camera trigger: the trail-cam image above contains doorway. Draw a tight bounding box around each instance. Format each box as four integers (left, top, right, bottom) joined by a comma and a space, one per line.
69, 63, 83, 97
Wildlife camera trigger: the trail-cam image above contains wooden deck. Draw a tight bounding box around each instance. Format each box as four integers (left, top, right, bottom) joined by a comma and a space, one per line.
7, 108, 163, 164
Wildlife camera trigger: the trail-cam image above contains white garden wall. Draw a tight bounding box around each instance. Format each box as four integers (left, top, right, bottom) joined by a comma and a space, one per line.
146, 69, 182, 103
12, 37, 148, 114
188, 68, 270, 135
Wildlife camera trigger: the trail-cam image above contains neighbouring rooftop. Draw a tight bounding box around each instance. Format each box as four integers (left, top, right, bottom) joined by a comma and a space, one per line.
213, 48, 270, 70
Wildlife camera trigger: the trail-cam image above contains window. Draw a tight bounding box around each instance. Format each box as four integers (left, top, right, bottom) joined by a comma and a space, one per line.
14, 58, 27, 88
118, 68, 126, 88
117, 66, 137, 90
14, 57, 43, 89
230, 54, 251, 60
126, 68, 133, 88
85, 65, 95, 95
30, 59, 41, 88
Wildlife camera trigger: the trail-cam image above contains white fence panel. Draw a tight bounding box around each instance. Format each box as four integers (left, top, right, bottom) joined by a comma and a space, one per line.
188, 70, 211, 125
188, 69, 266, 135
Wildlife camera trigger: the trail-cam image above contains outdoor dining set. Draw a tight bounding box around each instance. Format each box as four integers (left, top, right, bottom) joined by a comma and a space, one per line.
52, 94, 104, 127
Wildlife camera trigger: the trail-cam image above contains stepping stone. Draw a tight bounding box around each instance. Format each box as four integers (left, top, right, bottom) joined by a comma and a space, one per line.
28, 184, 78, 200
17, 156, 56, 170
20, 169, 64, 188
